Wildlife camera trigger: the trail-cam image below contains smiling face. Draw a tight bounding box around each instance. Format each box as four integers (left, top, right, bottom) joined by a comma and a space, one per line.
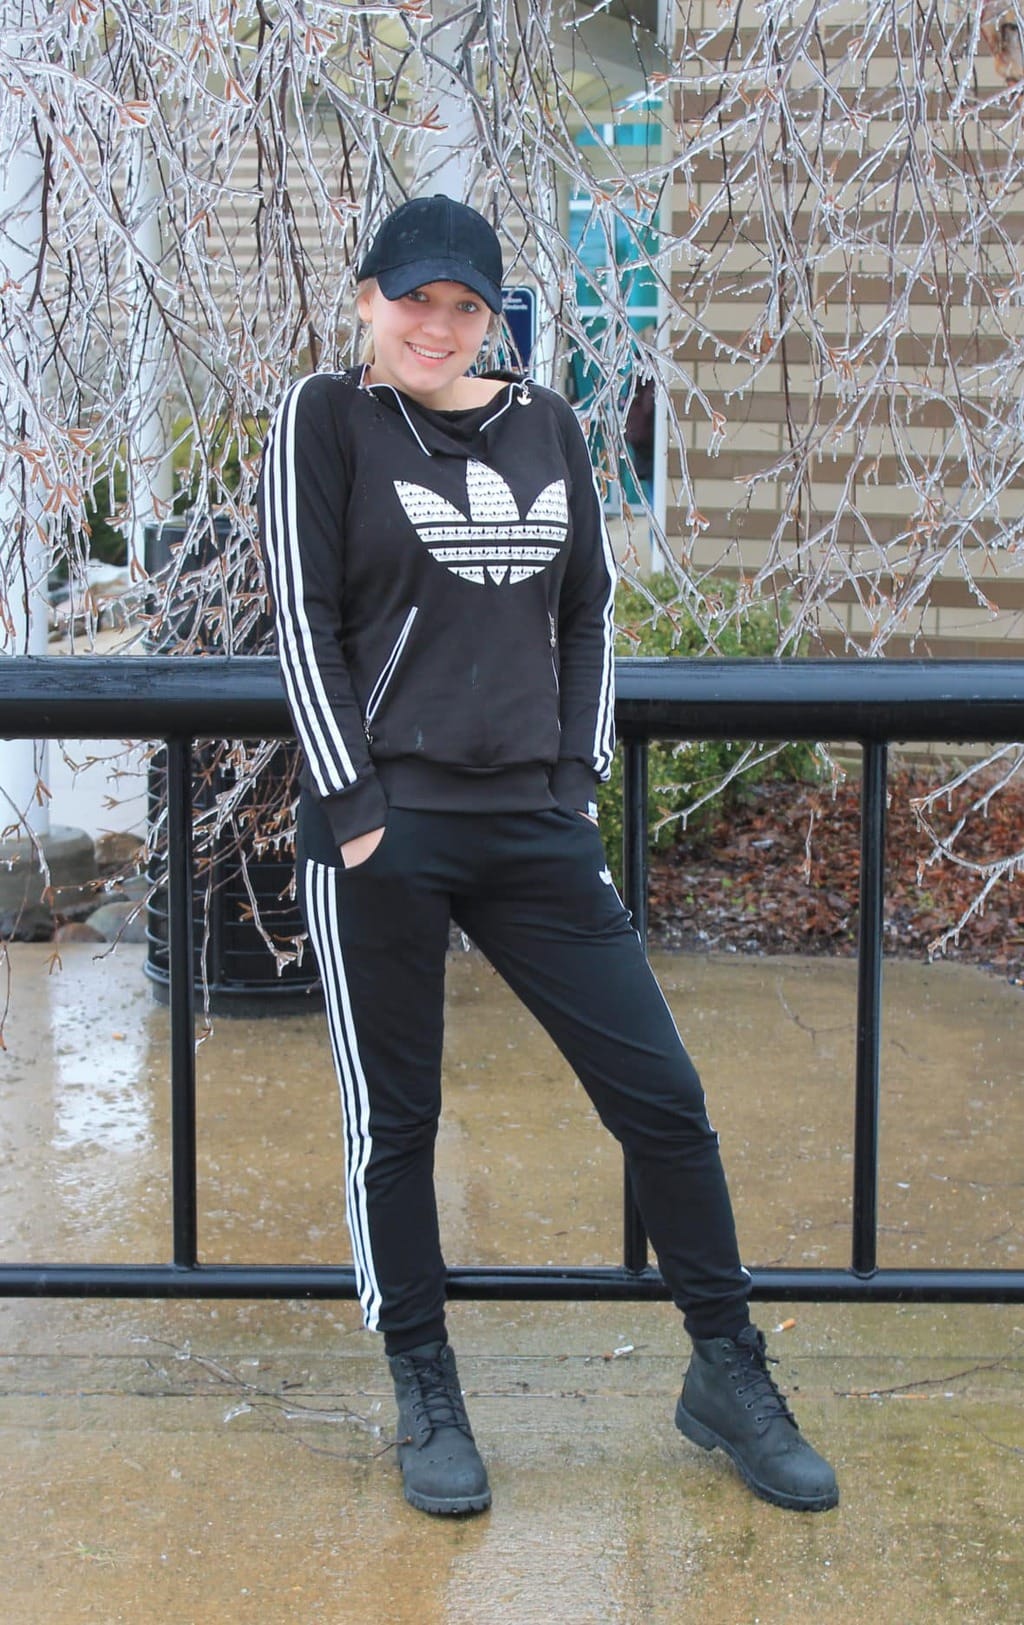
357, 280, 493, 409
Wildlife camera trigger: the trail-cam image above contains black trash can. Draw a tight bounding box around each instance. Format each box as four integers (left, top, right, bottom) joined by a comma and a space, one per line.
143, 513, 321, 1016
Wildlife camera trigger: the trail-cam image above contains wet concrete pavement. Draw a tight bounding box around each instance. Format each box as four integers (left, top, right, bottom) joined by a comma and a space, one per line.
0, 943, 1021, 1623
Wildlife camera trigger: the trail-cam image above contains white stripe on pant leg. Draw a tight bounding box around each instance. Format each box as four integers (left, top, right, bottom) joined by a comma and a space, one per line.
301, 862, 373, 1318
304, 863, 373, 1309
305, 861, 380, 1327
302, 860, 382, 1329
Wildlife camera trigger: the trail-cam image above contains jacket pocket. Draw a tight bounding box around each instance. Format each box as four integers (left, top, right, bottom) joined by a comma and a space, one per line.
364, 606, 418, 742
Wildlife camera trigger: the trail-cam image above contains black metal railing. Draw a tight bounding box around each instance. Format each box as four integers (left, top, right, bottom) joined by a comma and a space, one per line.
1, 654, 1022, 1304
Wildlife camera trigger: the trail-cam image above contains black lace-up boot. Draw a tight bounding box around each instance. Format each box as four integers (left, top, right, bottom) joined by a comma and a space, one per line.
675, 1325, 838, 1511
388, 1340, 491, 1516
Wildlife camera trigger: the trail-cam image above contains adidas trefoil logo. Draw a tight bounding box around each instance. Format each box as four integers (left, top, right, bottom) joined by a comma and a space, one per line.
394, 460, 568, 585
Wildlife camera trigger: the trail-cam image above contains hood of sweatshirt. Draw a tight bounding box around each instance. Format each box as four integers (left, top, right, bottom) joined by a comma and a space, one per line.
357, 365, 536, 460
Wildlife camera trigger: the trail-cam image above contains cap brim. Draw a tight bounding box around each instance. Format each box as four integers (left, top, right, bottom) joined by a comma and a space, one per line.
375, 259, 503, 314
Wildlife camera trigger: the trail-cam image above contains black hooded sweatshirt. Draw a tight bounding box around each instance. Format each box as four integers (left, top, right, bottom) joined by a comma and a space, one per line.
258, 365, 617, 853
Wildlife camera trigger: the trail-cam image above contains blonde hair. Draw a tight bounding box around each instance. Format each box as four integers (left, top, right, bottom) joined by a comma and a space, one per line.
356, 279, 376, 365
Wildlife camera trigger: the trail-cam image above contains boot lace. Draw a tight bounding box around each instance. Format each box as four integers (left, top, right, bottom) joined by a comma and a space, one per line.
732, 1329, 798, 1428
407, 1351, 472, 1438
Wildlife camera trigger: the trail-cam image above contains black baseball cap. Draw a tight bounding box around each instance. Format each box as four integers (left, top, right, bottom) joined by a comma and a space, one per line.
357, 195, 504, 314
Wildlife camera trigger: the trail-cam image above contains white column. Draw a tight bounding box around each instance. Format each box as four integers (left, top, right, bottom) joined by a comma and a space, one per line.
656, 0, 675, 51
412, 1, 480, 200
0, 129, 49, 837
527, 170, 559, 390
125, 149, 172, 574
650, 348, 670, 574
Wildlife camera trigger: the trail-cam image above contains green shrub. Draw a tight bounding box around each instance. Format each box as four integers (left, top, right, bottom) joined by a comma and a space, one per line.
54, 417, 265, 592
597, 574, 818, 875
84, 467, 129, 565
48, 462, 127, 585
170, 414, 266, 514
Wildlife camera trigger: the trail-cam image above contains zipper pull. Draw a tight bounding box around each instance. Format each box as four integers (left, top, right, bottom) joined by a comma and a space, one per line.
549, 613, 557, 648
517, 381, 532, 405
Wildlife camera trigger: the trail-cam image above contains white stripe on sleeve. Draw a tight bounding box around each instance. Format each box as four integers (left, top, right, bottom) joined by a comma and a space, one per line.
264, 376, 358, 795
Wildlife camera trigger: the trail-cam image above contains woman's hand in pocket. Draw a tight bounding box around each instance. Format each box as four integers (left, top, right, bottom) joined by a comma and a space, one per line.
340, 826, 386, 869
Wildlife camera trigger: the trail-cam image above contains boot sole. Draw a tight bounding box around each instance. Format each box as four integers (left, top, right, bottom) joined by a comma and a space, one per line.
675, 1398, 839, 1513
402, 1484, 492, 1516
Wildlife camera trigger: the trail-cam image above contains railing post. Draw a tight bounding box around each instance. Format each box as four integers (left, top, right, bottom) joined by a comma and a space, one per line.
166, 738, 199, 1268
852, 740, 887, 1275
621, 738, 650, 1272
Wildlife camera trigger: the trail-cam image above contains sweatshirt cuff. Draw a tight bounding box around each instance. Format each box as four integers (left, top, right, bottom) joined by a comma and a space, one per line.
550, 759, 600, 815
321, 776, 390, 848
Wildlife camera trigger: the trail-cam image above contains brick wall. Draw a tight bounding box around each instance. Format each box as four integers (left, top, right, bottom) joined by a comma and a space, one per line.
661, 4, 1024, 658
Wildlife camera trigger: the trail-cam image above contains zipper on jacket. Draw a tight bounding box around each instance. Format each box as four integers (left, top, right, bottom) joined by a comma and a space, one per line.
549, 614, 560, 711
364, 606, 419, 742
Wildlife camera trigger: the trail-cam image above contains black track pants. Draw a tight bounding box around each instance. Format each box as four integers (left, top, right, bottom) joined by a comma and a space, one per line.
298, 806, 750, 1344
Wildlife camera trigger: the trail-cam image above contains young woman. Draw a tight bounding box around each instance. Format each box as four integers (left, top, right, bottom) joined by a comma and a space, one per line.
258, 194, 838, 1519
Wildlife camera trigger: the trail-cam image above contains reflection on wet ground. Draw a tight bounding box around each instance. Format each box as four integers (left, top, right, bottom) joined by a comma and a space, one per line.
0, 943, 1021, 1622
